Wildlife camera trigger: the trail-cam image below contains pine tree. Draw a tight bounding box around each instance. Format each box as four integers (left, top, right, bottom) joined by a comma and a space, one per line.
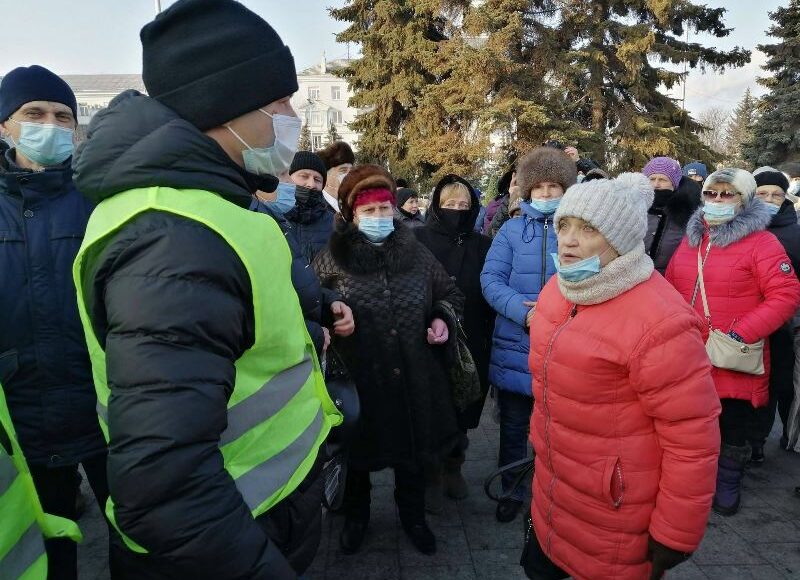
298, 122, 312, 151
326, 121, 342, 146
330, 0, 454, 180
725, 89, 758, 168
531, 0, 750, 170
744, 1, 800, 167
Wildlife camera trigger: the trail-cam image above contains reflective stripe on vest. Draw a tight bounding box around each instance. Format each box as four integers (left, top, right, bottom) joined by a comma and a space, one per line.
72, 187, 342, 552
0, 385, 81, 580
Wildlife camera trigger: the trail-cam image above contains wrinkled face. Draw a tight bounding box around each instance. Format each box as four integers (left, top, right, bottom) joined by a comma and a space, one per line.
756, 185, 786, 207
703, 182, 742, 206
291, 169, 324, 191
402, 197, 419, 213
530, 182, 564, 200
648, 173, 673, 191
556, 216, 618, 267
0, 100, 76, 146
353, 200, 394, 225
440, 186, 471, 210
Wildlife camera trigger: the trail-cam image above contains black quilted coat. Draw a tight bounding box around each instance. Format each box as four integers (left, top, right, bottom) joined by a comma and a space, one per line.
313, 221, 464, 471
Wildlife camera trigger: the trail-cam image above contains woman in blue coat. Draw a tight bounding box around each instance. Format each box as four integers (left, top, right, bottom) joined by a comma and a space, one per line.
480, 147, 577, 523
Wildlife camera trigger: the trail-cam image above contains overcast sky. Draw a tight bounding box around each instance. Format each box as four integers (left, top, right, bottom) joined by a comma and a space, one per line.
0, 1, 784, 116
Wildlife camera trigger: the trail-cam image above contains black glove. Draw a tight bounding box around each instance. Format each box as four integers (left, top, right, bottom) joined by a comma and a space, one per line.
647, 536, 691, 579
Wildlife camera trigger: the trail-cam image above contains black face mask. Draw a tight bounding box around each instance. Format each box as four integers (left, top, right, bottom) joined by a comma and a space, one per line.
652, 188, 673, 209
293, 185, 318, 206
438, 208, 473, 233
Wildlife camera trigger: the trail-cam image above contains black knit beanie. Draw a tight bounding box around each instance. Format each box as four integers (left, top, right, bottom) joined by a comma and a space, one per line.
0, 65, 77, 122
290, 151, 327, 188
396, 187, 418, 208
140, 0, 298, 130
753, 166, 790, 193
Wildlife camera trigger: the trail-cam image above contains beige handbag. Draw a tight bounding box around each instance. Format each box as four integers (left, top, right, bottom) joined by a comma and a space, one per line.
693, 245, 765, 375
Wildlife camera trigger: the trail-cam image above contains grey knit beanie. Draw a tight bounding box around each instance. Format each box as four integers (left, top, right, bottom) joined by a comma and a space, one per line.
554, 173, 655, 255
702, 168, 757, 203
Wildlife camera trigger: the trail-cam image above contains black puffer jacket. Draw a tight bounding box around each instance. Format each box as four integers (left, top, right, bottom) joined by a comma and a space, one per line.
646, 176, 702, 274
72, 90, 318, 580
251, 199, 341, 356
414, 175, 495, 430
284, 188, 335, 263
313, 222, 464, 470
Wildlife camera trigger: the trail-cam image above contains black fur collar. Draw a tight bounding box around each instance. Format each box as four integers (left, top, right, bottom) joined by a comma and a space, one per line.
329, 219, 419, 275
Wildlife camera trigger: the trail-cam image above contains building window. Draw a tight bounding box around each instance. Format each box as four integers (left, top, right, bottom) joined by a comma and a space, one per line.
329, 110, 343, 125
312, 135, 324, 151
311, 112, 323, 127
331, 86, 341, 101
308, 87, 320, 100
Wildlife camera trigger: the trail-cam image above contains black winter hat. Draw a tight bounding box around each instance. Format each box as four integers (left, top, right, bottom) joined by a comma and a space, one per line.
0, 65, 77, 123
140, 0, 298, 131
780, 162, 800, 179
396, 187, 418, 208
753, 166, 790, 192
289, 151, 327, 188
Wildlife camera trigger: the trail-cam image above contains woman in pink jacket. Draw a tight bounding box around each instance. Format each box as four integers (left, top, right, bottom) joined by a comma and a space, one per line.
666, 168, 800, 516
525, 173, 721, 580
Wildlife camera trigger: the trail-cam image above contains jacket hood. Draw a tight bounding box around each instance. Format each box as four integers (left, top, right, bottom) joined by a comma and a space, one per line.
687, 195, 773, 248
428, 174, 481, 236
770, 199, 798, 229
72, 90, 276, 208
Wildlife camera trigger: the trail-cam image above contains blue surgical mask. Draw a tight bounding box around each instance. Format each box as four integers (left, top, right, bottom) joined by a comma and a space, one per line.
267, 182, 297, 215
9, 120, 74, 166
358, 216, 395, 242
765, 203, 781, 216
225, 109, 301, 177
551, 252, 601, 282
529, 197, 562, 215
702, 202, 737, 222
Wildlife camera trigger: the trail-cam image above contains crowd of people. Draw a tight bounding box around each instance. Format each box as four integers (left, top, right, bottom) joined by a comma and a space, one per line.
2, 1, 800, 579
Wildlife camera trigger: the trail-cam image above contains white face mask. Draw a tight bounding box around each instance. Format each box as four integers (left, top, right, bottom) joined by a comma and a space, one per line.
225, 109, 301, 176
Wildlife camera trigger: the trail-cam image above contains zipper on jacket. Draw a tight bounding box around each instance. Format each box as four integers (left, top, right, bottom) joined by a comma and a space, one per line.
542, 303, 577, 556
540, 218, 549, 289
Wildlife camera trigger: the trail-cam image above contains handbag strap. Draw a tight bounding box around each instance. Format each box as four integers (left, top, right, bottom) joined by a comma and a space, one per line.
692, 243, 713, 328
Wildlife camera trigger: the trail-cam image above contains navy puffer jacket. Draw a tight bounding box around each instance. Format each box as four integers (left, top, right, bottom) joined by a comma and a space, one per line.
481, 202, 558, 396
0, 146, 105, 466
284, 190, 335, 263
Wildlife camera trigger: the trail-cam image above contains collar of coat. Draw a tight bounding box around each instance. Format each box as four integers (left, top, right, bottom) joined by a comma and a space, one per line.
686, 196, 772, 248
329, 218, 419, 275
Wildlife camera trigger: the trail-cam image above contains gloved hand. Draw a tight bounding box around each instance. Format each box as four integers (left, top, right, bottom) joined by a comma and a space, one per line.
647, 536, 690, 580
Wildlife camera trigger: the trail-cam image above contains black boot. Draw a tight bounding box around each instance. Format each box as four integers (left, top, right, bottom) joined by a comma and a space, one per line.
713, 443, 751, 516
339, 518, 369, 554
496, 498, 523, 523
401, 519, 436, 555
749, 443, 765, 465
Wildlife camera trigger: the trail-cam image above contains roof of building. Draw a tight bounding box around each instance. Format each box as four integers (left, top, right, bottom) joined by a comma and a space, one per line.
298, 58, 353, 76
60, 74, 146, 94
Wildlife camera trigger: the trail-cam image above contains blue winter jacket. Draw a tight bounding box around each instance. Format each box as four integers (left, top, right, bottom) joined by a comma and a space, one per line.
0, 146, 105, 466
480, 202, 558, 396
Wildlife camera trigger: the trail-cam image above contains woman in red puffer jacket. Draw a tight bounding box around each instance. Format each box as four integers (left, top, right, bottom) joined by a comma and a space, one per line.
524, 173, 721, 580
666, 168, 800, 517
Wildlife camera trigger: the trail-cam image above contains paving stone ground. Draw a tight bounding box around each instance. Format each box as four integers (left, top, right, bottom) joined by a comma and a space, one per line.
78, 403, 800, 579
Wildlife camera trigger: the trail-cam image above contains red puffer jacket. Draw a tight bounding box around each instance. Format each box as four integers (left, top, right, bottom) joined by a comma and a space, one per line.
529, 273, 721, 580
666, 200, 800, 407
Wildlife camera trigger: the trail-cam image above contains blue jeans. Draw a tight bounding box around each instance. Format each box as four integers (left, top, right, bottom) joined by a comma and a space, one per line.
497, 389, 533, 502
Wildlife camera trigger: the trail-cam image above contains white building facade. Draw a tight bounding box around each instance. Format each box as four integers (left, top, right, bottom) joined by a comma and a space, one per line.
291, 55, 360, 152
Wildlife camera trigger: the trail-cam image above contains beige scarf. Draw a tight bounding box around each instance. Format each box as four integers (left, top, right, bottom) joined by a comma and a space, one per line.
557, 243, 655, 306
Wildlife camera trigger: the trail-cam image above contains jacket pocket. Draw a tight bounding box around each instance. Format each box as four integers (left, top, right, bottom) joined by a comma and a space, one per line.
602, 456, 625, 509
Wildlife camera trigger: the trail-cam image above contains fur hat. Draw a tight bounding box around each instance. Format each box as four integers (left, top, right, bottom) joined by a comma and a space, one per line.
516, 147, 578, 199
555, 173, 655, 256
317, 141, 355, 171
703, 168, 757, 202
753, 166, 790, 193
780, 162, 800, 178
643, 157, 682, 190
338, 164, 396, 222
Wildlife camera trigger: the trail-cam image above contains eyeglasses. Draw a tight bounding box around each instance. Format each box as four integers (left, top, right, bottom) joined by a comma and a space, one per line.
702, 190, 739, 200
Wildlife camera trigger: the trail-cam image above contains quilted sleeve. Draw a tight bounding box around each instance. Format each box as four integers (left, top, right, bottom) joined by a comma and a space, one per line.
480, 223, 529, 327
732, 233, 800, 343
629, 312, 721, 554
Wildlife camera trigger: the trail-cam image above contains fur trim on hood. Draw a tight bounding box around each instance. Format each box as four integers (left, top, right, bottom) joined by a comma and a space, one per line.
687, 197, 773, 248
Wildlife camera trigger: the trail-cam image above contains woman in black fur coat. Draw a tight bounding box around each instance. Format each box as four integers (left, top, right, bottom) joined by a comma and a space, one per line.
313, 165, 464, 557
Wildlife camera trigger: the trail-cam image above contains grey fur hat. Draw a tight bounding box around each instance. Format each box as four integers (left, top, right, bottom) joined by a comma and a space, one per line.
703, 168, 757, 202
516, 147, 577, 199
555, 173, 655, 256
